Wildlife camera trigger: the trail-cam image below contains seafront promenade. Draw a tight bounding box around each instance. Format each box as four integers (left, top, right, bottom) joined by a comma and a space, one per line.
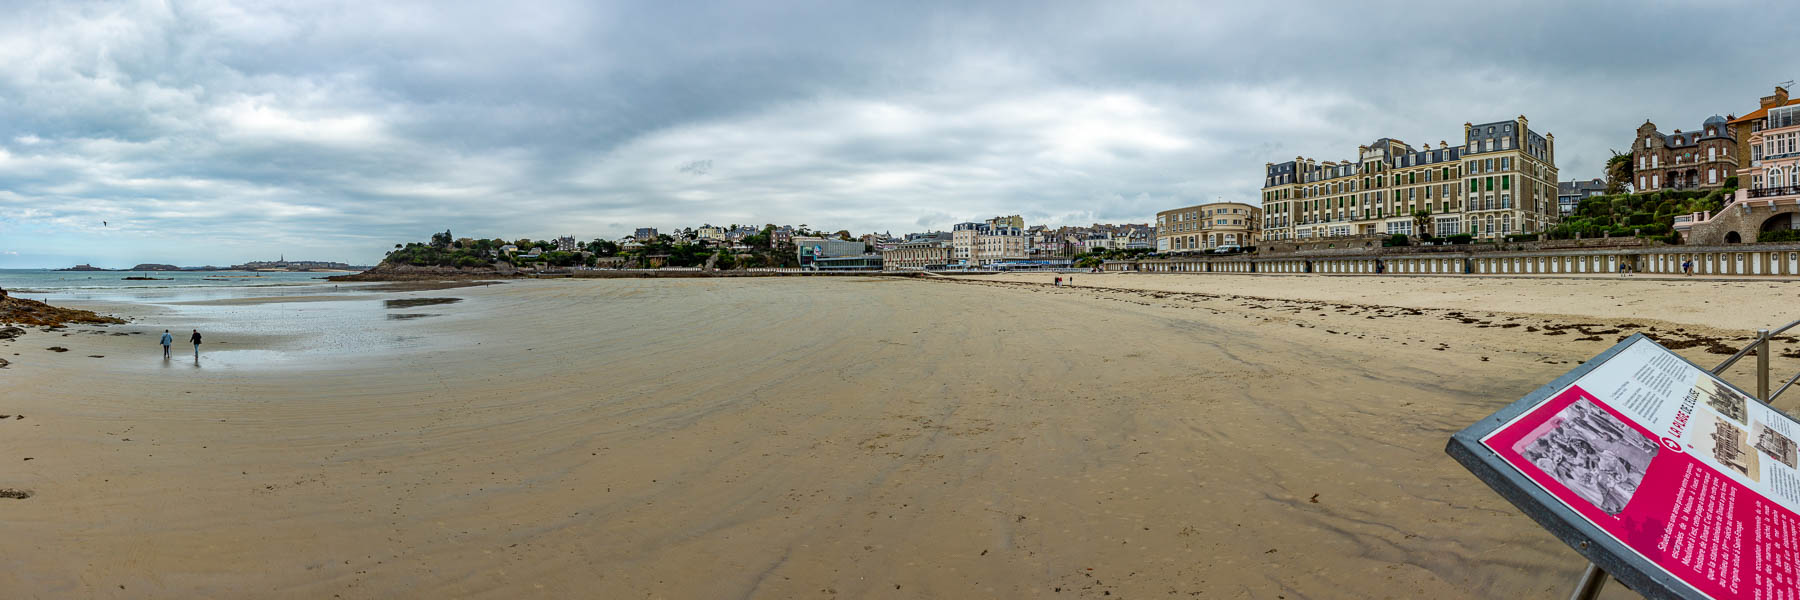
1108, 241, 1800, 277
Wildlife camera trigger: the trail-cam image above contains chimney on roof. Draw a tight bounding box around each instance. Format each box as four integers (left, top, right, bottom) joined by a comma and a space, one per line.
1762, 87, 1788, 108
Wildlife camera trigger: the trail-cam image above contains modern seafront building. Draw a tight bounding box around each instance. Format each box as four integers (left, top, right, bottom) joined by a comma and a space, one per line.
1261, 116, 1558, 242
1155, 202, 1260, 252
795, 237, 880, 270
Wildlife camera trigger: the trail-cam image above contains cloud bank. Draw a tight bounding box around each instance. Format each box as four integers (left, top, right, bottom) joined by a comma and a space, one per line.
1, 0, 1794, 266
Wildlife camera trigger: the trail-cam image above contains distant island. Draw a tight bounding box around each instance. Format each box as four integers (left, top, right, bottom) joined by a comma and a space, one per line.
54, 257, 371, 272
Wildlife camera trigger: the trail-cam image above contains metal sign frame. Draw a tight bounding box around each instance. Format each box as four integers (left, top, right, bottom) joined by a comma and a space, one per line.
1445, 332, 1794, 600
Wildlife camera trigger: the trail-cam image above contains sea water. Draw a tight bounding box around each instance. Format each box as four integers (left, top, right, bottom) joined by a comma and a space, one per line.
0, 269, 331, 300
0, 269, 473, 370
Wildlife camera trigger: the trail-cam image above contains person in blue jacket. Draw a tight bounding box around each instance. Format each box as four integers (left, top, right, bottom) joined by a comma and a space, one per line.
160, 330, 173, 359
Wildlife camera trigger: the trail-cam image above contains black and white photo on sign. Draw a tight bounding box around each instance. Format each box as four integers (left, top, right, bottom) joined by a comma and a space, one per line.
1752, 421, 1799, 469
1513, 398, 1659, 515
1694, 376, 1750, 423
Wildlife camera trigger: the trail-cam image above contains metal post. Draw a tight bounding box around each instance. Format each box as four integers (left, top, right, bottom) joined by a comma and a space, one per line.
1758, 329, 1772, 401
1568, 562, 1607, 600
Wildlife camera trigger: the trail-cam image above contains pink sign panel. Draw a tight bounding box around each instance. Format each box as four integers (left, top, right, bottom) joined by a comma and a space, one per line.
1481, 337, 1800, 599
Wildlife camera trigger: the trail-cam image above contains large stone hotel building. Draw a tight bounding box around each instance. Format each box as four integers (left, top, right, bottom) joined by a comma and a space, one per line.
1260, 116, 1559, 242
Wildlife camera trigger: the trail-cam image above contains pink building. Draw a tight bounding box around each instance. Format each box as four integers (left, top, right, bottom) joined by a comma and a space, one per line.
1676, 96, 1800, 244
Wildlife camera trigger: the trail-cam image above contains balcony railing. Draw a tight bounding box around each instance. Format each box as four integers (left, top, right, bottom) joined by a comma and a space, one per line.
1749, 185, 1800, 198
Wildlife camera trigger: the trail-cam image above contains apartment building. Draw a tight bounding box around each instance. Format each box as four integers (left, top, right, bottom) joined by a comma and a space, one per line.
1155, 202, 1260, 252
976, 226, 1029, 265
1261, 116, 1558, 242
1557, 178, 1607, 216
986, 215, 1025, 230
1744, 100, 1800, 199
950, 222, 985, 266
1729, 87, 1797, 170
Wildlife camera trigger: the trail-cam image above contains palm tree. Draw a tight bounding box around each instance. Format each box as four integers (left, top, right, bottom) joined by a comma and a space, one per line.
1412, 209, 1433, 239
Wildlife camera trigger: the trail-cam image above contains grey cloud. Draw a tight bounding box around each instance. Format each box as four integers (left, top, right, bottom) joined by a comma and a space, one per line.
1, 0, 1796, 266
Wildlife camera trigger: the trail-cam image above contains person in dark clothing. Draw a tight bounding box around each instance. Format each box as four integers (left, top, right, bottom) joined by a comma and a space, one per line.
189, 329, 202, 359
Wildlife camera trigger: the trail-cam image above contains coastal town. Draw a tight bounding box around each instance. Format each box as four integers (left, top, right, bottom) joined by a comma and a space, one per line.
16, 3, 1800, 599
367, 85, 1800, 280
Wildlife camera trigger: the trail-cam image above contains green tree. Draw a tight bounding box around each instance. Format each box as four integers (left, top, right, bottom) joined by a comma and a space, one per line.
1411, 209, 1433, 239
1605, 151, 1634, 194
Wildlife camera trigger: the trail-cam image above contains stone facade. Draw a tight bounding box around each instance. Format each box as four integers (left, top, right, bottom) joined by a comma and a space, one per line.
881, 242, 950, 270
1261, 116, 1558, 243
1631, 118, 1737, 191
975, 227, 1029, 265
1155, 202, 1261, 252
1680, 202, 1800, 245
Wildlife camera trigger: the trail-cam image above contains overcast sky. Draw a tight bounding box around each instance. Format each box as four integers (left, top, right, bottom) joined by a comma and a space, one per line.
2, 1, 1795, 267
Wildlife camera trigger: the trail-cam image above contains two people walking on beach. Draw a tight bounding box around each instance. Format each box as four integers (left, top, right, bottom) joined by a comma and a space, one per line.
1682, 260, 1694, 276
160, 329, 202, 360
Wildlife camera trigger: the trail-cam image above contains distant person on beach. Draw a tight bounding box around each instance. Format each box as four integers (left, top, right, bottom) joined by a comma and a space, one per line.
160, 330, 173, 359
1055, 276, 1062, 287
1683, 260, 1693, 275
189, 329, 202, 359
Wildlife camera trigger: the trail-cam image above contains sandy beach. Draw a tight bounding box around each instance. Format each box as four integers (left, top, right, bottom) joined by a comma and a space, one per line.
5, 274, 1798, 598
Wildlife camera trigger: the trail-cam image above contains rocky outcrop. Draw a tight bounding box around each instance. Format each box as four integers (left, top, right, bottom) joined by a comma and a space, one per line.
328, 262, 517, 281
0, 297, 126, 327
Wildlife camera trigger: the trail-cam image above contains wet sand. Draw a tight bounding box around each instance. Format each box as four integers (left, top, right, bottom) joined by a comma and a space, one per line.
5, 275, 1793, 598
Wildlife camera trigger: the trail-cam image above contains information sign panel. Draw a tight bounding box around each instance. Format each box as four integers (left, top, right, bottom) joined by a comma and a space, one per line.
1448, 334, 1800, 599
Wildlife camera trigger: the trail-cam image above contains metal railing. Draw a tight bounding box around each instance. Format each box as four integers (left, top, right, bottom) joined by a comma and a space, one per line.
1709, 317, 1800, 403
1750, 185, 1800, 198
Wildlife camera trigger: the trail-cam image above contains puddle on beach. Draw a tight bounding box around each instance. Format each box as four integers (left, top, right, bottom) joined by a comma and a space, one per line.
384, 297, 461, 309
386, 313, 438, 320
